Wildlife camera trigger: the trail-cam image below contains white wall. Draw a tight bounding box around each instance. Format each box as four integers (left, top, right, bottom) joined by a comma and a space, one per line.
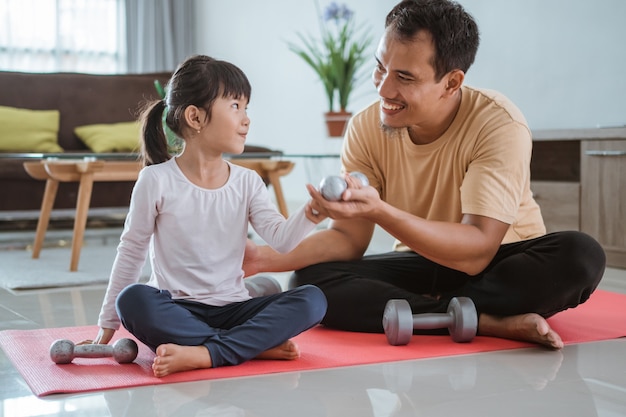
461, 0, 626, 130
194, 0, 626, 205
195, 0, 394, 152
195, 0, 396, 203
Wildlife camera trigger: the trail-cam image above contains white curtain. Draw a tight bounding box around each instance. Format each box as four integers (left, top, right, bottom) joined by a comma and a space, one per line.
124, 0, 196, 73
0, 0, 126, 73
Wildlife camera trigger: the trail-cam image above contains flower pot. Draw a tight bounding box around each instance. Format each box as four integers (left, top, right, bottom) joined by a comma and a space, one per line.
324, 111, 352, 137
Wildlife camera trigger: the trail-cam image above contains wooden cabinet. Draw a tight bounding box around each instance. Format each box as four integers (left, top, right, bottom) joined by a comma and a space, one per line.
580, 140, 626, 267
530, 139, 581, 234
531, 181, 580, 233
531, 128, 626, 268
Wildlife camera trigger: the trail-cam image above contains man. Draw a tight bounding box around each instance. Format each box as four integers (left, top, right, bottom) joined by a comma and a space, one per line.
244, 0, 605, 348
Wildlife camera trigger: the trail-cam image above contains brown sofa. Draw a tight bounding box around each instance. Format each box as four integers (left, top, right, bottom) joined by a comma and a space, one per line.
0, 70, 173, 212
0, 71, 277, 214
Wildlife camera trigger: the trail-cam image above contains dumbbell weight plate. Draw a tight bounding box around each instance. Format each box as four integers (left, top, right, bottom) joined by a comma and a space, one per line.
319, 175, 347, 201
448, 297, 478, 343
245, 275, 283, 297
382, 299, 414, 346
111, 339, 139, 363
49, 339, 75, 364
349, 172, 369, 187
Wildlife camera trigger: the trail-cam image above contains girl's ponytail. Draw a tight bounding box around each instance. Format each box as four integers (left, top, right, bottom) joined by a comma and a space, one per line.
139, 99, 170, 166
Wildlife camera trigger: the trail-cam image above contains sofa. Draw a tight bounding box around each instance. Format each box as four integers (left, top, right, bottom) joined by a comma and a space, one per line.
0, 71, 277, 215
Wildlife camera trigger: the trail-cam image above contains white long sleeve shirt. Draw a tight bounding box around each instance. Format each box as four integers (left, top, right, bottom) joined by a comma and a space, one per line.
98, 158, 316, 330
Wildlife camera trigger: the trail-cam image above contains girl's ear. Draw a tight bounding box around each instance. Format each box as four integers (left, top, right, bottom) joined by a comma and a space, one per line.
183, 105, 204, 131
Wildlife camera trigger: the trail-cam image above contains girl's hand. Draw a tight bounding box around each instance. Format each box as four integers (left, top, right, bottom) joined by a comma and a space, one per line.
305, 200, 327, 224
78, 327, 116, 345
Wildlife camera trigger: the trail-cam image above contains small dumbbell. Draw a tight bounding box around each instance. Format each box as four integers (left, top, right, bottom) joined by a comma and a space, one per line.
49, 338, 139, 364
245, 275, 283, 297
319, 172, 369, 201
382, 297, 477, 345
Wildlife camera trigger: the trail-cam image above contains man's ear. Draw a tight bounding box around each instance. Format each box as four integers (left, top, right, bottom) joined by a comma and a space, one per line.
444, 69, 465, 96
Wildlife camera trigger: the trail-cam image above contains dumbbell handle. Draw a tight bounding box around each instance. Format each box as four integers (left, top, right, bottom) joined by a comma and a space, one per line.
73, 344, 116, 358
412, 313, 454, 329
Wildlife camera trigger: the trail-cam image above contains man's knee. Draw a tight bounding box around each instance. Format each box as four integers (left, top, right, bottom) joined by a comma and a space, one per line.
287, 271, 306, 289
288, 264, 325, 289
556, 231, 606, 293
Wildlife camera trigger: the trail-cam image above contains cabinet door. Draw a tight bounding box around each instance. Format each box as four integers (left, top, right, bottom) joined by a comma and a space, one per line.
580, 140, 626, 268
531, 181, 580, 233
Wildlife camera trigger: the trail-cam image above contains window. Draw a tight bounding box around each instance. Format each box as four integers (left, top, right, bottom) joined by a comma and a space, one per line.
0, 0, 126, 73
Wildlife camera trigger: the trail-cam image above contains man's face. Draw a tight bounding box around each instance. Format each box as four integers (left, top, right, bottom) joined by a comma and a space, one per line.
372, 29, 450, 131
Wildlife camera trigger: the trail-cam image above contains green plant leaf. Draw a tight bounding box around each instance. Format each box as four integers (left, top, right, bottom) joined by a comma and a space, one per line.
287, 3, 373, 112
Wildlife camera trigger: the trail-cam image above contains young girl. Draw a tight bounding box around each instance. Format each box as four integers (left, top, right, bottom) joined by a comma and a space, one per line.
89, 55, 327, 377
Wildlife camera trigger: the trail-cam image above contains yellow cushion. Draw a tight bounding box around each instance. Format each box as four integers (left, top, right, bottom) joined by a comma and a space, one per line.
75, 122, 141, 153
0, 105, 62, 152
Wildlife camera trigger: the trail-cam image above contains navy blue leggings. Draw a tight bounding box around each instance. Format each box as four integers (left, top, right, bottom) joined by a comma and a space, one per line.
291, 231, 606, 334
115, 284, 327, 367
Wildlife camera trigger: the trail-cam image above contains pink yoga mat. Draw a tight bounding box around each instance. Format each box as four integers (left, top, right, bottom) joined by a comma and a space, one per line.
1, 289, 625, 397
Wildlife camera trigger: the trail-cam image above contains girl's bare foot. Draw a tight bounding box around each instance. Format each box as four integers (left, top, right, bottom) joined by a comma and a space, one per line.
256, 340, 300, 360
152, 344, 213, 377
479, 313, 564, 349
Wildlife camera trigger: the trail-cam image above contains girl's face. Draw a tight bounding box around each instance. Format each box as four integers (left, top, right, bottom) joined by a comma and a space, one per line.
203, 95, 250, 155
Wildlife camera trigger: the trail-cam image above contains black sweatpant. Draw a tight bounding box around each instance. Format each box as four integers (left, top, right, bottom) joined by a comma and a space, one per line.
289, 231, 606, 334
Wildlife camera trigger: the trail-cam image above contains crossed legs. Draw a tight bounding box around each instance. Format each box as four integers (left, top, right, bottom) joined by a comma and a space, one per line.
291, 231, 605, 348
116, 284, 327, 376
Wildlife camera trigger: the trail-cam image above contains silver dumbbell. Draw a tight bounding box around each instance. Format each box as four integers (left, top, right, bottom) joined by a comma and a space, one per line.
245, 275, 283, 297
319, 172, 369, 201
382, 297, 478, 345
49, 338, 139, 364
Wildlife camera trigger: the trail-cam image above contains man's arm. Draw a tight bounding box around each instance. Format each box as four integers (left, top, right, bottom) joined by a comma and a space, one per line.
245, 216, 376, 275
375, 207, 509, 275
245, 178, 508, 277
311, 179, 509, 276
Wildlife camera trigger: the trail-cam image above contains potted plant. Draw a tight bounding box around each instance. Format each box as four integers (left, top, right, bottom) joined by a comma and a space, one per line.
288, 1, 373, 137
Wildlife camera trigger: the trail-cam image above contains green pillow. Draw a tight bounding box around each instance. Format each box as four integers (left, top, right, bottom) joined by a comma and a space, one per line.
75, 122, 141, 153
0, 105, 62, 152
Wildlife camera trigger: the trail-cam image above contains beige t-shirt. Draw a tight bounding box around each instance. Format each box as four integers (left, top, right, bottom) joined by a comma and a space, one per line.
342, 85, 545, 251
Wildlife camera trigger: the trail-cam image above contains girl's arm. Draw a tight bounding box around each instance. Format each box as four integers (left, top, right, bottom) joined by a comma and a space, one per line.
248, 174, 325, 253
96, 169, 156, 330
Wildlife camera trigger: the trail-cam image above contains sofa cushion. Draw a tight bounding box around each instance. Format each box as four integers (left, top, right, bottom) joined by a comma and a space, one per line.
75, 121, 141, 153
0, 105, 63, 152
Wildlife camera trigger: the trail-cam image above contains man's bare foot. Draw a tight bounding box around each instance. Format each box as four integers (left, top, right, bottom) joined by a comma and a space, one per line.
152, 344, 213, 377
256, 340, 300, 360
478, 313, 564, 349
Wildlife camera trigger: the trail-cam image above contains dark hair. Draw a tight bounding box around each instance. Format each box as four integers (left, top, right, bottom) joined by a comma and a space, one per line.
140, 55, 252, 166
385, 0, 480, 81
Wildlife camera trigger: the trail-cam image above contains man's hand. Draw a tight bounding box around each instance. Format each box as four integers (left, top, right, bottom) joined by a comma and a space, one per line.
308, 174, 382, 221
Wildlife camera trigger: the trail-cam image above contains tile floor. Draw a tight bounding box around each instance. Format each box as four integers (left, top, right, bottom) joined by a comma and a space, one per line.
1, 224, 625, 417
